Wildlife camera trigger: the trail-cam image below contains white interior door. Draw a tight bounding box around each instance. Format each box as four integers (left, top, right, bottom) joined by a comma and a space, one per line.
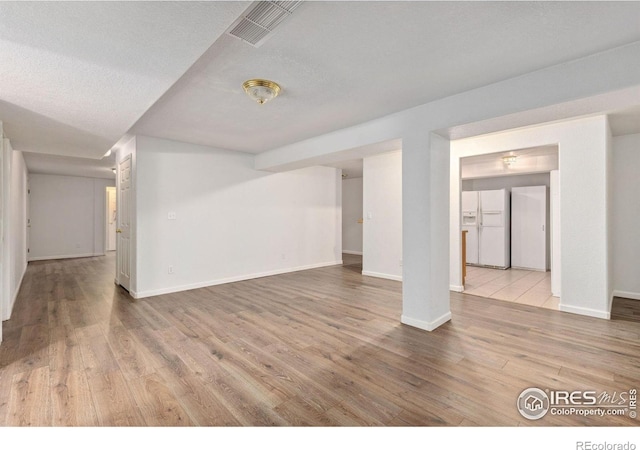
106, 187, 117, 251
117, 155, 131, 291
550, 171, 561, 296
511, 186, 547, 271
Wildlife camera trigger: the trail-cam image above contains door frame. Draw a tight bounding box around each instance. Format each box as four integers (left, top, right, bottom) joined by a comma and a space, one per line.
105, 186, 117, 253
115, 154, 132, 290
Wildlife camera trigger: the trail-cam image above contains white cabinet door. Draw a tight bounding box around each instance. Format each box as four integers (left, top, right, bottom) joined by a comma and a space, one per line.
511, 186, 547, 271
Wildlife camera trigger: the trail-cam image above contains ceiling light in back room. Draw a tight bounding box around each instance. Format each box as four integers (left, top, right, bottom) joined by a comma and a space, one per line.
242, 79, 282, 105
502, 155, 517, 167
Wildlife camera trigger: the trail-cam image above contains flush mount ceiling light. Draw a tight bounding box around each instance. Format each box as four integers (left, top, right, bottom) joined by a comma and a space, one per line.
242, 79, 281, 105
502, 155, 517, 167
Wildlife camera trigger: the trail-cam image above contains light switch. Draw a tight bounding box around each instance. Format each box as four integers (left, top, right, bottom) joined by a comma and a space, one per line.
367, 212, 373, 219
168, 212, 177, 220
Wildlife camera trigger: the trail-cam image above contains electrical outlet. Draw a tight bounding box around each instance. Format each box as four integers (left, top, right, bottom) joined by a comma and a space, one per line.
168, 266, 174, 274
168, 211, 177, 220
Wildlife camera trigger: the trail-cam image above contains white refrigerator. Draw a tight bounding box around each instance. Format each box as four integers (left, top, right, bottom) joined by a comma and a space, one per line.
462, 189, 510, 269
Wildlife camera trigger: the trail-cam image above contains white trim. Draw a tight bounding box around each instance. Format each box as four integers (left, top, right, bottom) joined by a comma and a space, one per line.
135, 260, 343, 299
559, 304, 611, 320
450, 284, 464, 292
6, 262, 28, 320
613, 290, 640, 301
401, 311, 452, 332
28, 253, 101, 262
362, 270, 402, 282
342, 250, 363, 255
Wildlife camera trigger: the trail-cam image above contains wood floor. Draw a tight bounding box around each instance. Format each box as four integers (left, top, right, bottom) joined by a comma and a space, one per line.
0, 253, 639, 426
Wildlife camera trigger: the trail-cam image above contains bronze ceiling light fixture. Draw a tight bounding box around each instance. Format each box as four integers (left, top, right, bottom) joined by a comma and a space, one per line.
242, 79, 281, 105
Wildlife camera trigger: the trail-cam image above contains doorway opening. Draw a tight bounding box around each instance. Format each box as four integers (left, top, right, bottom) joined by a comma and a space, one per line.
105, 186, 117, 253
457, 145, 560, 310
339, 159, 364, 273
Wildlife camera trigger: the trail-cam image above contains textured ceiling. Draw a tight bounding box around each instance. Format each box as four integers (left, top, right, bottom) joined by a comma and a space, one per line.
2, 1, 640, 173
132, 1, 640, 154
0, 1, 249, 158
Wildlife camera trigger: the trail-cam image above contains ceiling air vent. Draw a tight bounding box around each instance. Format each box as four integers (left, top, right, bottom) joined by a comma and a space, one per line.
227, 1, 303, 47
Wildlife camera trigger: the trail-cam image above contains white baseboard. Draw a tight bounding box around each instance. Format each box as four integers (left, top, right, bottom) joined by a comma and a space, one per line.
9, 263, 27, 318
401, 311, 452, 332
559, 304, 611, 320
135, 260, 343, 299
342, 250, 363, 255
362, 270, 402, 282
613, 290, 640, 301
450, 284, 464, 293
2, 263, 27, 322
28, 252, 103, 262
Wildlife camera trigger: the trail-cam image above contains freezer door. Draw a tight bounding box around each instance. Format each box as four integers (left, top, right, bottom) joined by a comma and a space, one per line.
461, 191, 478, 212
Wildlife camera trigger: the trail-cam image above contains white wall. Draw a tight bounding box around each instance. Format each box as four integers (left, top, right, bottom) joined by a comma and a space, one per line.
29, 174, 115, 261
462, 173, 550, 192
612, 133, 640, 300
451, 116, 611, 319
10, 149, 27, 309
253, 41, 640, 331
342, 177, 363, 254
132, 135, 342, 298
461, 153, 558, 180
362, 151, 402, 281
1, 138, 28, 324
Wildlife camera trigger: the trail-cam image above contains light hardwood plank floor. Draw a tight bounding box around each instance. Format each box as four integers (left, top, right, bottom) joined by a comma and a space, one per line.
0, 253, 638, 426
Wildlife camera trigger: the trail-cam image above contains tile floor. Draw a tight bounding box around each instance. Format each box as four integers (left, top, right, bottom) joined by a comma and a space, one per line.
463, 265, 559, 310
344, 254, 559, 311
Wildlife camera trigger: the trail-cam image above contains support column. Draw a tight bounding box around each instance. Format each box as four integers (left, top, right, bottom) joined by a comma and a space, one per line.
401, 131, 451, 331
0, 122, 3, 344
